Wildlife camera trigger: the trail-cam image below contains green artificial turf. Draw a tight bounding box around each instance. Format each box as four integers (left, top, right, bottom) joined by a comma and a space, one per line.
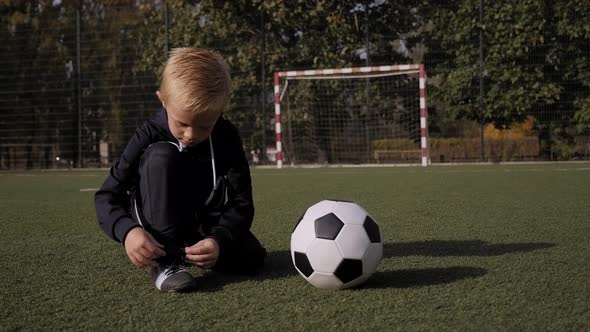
1, 163, 589, 331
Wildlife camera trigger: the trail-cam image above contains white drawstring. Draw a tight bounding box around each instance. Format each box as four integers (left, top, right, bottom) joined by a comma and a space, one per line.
133, 197, 144, 227
209, 136, 216, 187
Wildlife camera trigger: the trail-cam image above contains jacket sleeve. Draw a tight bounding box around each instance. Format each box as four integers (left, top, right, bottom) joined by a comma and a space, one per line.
208, 123, 255, 250
94, 124, 153, 244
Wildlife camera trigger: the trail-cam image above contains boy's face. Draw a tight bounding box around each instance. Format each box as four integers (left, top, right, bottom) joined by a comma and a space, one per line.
157, 91, 220, 147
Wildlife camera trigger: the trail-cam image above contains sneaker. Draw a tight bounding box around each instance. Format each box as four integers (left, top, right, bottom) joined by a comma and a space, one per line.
150, 265, 197, 293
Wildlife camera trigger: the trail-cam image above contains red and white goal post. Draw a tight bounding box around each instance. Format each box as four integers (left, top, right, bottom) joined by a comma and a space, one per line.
273, 64, 429, 168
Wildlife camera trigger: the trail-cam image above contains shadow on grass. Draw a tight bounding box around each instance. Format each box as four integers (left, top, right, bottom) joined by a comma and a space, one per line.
363, 266, 487, 289
362, 239, 555, 289
196, 250, 295, 292
384, 240, 556, 257
197, 240, 555, 291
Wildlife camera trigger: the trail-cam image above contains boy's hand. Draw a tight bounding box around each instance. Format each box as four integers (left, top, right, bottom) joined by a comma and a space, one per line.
124, 227, 166, 268
185, 238, 220, 269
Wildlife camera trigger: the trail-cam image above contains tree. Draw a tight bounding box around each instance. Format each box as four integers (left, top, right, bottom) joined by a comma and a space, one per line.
130, 1, 423, 162
0, 1, 77, 168
78, 0, 146, 163
555, 0, 590, 134
422, 0, 590, 159
424, 1, 559, 125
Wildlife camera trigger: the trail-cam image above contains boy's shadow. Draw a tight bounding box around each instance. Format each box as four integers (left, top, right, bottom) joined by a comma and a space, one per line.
196, 239, 555, 291
196, 250, 295, 292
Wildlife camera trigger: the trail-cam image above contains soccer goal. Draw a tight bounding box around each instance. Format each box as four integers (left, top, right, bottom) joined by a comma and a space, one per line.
273, 65, 429, 168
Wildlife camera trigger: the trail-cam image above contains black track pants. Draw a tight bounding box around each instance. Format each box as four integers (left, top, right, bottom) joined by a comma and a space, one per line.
131, 142, 266, 273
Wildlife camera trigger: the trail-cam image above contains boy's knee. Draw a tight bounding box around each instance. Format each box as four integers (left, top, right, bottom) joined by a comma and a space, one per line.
141, 142, 183, 171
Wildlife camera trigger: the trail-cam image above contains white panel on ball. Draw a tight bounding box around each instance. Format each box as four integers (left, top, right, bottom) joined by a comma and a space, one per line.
362, 243, 383, 275
335, 224, 370, 259
332, 202, 368, 225
307, 239, 343, 273
304, 200, 337, 221
291, 199, 383, 290
307, 272, 343, 289
290, 217, 316, 253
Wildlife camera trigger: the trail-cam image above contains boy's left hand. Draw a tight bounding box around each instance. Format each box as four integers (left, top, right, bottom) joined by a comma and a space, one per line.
185, 238, 220, 269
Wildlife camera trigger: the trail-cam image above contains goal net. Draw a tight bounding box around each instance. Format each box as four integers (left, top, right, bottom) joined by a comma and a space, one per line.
273, 65, 429, 168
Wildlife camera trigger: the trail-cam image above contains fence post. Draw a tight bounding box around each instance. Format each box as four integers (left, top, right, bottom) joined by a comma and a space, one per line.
76, 7, 82, 168
260, 11, 267, 164
478, 0, 485, 162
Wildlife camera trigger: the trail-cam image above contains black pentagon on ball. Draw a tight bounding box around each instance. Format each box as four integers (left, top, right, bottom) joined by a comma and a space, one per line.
363, 216, 381, 243
315, 213, 344, 240
334, 259, 363, 283
293, 252, 314, 277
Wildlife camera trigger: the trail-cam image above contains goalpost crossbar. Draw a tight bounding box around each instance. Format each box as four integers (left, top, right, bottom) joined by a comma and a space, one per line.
273, 64, 429, 168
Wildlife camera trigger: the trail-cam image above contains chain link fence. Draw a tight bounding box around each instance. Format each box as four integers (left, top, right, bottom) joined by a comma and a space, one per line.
1, 1, 589, 169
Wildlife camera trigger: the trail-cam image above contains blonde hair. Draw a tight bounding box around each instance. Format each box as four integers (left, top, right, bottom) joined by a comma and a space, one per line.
159, 48, 231, 114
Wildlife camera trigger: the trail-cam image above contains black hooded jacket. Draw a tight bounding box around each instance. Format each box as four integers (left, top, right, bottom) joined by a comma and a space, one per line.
94, 109, 254, 251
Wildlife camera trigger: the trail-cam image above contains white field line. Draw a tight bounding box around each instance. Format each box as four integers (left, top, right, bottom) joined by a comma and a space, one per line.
80, 188, 99, 192
12, 174, 100, 177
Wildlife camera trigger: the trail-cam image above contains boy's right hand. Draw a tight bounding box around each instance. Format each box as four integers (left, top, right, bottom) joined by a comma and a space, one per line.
123, 227, 166, 268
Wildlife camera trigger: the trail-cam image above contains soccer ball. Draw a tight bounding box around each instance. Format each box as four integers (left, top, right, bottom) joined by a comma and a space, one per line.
290, 200, 383, 289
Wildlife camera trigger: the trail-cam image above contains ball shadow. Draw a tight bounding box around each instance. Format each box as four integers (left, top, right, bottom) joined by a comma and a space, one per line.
196, 240, 555, 291
362, 266, 487, 289
360, 239, 554, 289
383, 240, 556, 257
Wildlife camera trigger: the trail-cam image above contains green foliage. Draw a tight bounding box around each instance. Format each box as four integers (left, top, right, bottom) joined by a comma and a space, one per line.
0, 1, 77, 165
2, 0, 589, 164
422, 0, 590, 158
574, 97, 590, 133
555, 0, 590, 134
80, 2, 145, 159
130, 0, 424, 149
425, 0, 561, 125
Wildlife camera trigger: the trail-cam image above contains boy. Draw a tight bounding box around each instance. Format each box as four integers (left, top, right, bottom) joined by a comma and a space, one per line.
95, 48, 266, 293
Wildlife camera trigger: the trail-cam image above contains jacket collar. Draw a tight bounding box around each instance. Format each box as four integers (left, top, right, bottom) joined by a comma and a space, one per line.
151, 108, 224, 151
